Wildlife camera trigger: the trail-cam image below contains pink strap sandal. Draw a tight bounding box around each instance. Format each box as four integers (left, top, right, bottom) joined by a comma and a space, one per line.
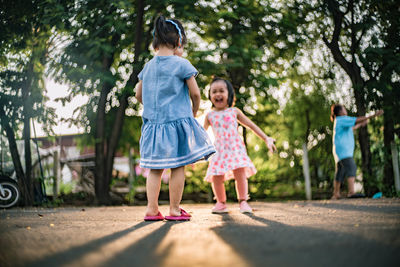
165, 208, 191, 221
144, 211, 165, 221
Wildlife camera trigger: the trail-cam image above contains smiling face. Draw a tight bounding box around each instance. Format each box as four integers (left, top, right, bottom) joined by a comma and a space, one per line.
210, 80, 229, 110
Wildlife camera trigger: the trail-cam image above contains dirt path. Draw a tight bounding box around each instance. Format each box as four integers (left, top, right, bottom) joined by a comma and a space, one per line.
1, 198, 399, 267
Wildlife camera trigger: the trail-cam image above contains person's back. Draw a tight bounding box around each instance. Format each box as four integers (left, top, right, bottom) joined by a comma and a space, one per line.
135, 15, 215, 221
140, 55, 194, 123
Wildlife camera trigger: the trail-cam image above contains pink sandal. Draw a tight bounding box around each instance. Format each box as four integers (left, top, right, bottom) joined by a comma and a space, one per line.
144, 211, 165, 221
165, 208, 191, 221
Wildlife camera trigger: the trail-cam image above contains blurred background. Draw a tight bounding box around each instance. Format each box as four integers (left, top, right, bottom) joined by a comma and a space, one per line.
1, 0, 399, 206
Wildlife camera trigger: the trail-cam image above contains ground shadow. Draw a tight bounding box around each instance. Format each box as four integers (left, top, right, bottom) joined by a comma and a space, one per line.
210, 213, 399, 267
28, 221, 157, 267
99, 221, 183, 267
307, 201, 400, 215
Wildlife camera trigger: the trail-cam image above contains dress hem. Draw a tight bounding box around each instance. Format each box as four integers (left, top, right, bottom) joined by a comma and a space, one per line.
140, 146, 215, 169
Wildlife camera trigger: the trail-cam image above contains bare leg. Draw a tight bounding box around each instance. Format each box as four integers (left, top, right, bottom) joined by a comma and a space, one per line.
146, 169, 163, 216
331, 180, 341, 200
211, 175, 226, 203
233, 168, 248, 201
169, 166, 185, 216
347, 176, 355, 197
233, 168, 252, 213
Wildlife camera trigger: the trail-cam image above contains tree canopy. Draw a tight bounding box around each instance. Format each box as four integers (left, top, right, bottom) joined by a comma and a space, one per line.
1, 0, 398, 205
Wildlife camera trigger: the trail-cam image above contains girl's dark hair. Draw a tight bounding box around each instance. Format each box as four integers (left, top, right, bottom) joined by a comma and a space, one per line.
330, 104, 343, 122
209, 77, 236, 107
152, 15, 187, 49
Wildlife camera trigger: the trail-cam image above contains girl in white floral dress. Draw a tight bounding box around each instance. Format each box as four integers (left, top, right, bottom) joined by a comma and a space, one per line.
204, 77, 276, 214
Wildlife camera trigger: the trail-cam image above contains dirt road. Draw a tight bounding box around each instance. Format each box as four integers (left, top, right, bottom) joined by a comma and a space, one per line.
1, 198, 399, 267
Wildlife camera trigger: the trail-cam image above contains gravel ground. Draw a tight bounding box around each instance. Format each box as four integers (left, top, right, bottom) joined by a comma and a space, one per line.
0, 198, 399, 267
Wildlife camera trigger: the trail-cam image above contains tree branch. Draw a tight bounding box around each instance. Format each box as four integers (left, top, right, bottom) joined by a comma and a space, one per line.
350, 0, 357, 57
344, 0, 353, 15
324, 0, 355, 80
326, 0, 344, 45
355, 26, 366, 50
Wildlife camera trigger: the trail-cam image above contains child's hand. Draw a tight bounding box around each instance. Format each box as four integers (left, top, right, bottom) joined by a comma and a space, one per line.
265, 136, 277, 153
376, 110, 384, 116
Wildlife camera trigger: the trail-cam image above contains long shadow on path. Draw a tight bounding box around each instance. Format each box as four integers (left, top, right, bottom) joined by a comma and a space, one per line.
307, 201, 400, 215
99, 222, 181, 267
28, 221, 157, 267
211, 213, 399, 267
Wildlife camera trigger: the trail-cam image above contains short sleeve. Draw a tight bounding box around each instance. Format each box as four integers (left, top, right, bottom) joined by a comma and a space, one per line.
336, 116, 357, 128
138, 69, 144, 80
180, 59, 198, 80
138, 62, 147, 80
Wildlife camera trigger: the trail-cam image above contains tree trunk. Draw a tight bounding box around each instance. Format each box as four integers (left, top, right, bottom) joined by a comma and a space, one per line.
380, 41, 395, 194
104, 95, 128, 197
105, 0, 145, 188
94, 70, 113, 205
383, 106, 395, 194
0, 110, 31, 204
352, 82, 376, 195
107, 0, 146, 185
94, 0, 145, 205
23, 115, 33, 205
22, 60, 34, 205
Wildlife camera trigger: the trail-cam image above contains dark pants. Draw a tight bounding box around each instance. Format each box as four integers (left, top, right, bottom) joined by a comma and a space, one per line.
335, 157, 357, 182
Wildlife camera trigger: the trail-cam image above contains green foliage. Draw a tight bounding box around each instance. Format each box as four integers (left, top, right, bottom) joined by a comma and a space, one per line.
59, 181, 74, 195
3, 0, 398, 202
0, 0, 58, 136
276, 0, 400, 195
187, 0, 287, 105
361, 0, 400, 124
183, 163, 211, 200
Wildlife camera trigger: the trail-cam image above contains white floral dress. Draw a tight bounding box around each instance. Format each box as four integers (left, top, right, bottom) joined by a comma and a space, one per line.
205, 108, 257, 182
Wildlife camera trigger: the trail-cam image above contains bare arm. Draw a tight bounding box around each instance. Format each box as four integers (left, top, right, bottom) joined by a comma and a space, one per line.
353, 120, 368, 130
235, 108, 276, 153
186, 76, 201, 117
355, 110, 383, 124
203, 113, 210, 130
135, 80, 143, 104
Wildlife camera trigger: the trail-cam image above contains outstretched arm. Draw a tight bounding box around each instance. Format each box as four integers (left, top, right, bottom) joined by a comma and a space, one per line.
186, 76, 200, 117
135, 80, 143, 104
235, 108, 276, 153
352, 110, 383, 130
355, 110, 383, 124
353, 120, 368, 130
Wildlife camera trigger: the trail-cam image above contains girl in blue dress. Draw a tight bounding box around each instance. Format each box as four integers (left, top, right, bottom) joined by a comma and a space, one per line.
136, 15, 215, 221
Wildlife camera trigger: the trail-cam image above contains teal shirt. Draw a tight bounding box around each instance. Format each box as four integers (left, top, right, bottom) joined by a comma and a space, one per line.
333, 116, 357, 162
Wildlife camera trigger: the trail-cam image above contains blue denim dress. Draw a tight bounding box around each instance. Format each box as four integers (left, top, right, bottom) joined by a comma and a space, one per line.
138, 55, 215, 169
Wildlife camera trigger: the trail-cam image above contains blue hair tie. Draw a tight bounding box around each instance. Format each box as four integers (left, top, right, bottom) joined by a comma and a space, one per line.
166, 19, 182, 47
